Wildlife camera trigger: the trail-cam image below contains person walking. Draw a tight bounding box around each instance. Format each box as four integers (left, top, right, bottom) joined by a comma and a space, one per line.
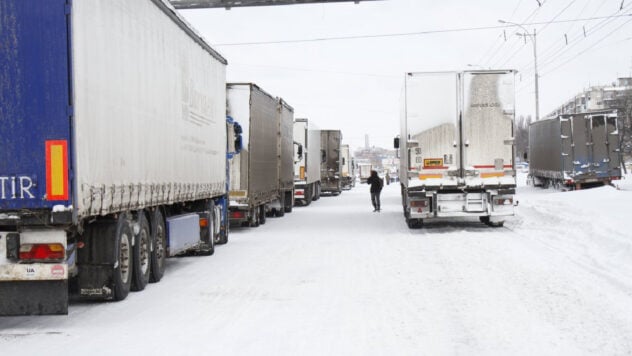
366, 170, 383, 212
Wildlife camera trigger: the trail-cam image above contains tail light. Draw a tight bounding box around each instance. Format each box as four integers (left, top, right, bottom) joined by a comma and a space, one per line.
493, 197, 513, 205
231, 211, 245, 219
410, 200, 427, 208
295, 190, 304, 196
199, 217, 209, 227
19, 243, 65, 261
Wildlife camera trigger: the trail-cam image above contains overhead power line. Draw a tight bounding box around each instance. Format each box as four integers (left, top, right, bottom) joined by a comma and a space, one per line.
213, 13, 632, 46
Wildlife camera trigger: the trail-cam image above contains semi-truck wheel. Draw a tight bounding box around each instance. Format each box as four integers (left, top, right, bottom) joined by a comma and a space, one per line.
284, 191, 293, 213
131, 212, 151, 291
259, 205, 267, 225
149, 209, 167, 283
406, 218, 423, 229
313, 183, 321, 201
250, 207, 260, 227
480, 216, 504, 227
113, 214, 133, 300
217, 197, 229, 245
305, 185, 313, 206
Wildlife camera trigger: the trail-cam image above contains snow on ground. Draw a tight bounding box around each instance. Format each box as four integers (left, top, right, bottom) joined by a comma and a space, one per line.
1, 176, 631, 355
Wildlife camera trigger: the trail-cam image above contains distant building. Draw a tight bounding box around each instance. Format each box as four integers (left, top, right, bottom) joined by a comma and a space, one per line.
547, 77, 632, 117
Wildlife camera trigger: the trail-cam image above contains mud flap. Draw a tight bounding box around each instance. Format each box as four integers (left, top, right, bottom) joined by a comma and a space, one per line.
0, 280, 68, 315
77, 264, 115, 300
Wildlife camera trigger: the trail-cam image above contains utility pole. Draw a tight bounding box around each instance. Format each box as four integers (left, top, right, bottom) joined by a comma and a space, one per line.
499, 20, 540, 121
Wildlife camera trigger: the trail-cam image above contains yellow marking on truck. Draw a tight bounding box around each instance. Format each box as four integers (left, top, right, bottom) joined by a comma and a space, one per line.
300, 166, 305, 180
481, 172, 505, 178
229, 190, 247, 198
419, 174, 443, 180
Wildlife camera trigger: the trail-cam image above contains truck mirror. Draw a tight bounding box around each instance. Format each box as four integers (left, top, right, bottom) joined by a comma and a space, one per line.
234, 136, 243, 153
233, 122, 243, 135
394, 137, 400, 149
297, 144, 303, 160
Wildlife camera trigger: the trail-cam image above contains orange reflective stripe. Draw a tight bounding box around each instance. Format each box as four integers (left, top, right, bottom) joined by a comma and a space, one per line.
46, 140, 69, 200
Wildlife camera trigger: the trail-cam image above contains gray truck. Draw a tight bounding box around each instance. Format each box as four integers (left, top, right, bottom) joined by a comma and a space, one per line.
320, 130, 344, 195
227, 83, 293, 226
396, 70, 517, 228
528, 110, 622, 189
293, 118, 322, 205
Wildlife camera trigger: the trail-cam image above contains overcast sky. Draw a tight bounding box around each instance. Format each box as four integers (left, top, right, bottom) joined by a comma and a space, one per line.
180, 0, 632, 151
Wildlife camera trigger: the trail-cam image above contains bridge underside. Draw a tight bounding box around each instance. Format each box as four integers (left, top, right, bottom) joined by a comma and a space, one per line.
170, 0, 375, 10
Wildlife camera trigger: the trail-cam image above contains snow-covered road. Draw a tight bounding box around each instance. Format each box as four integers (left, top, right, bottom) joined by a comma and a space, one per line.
2, 176, 632, 355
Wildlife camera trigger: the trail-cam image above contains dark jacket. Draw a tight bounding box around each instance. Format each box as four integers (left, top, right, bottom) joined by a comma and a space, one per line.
367, 175, 383, 193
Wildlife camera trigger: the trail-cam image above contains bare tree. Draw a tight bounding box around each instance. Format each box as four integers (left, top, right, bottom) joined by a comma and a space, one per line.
515, 115, 532, 162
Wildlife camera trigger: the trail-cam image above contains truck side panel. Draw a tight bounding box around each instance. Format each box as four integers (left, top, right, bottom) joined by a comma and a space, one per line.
0, 0, 72, 210
306, 125, 321, 185
72, 0, 227, 218
278, 100, 294, 191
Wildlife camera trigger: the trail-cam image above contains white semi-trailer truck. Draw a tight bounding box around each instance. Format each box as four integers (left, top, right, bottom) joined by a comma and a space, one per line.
293, 118, 322, 205
397, 70, 517, 229
0, 0, 233, 315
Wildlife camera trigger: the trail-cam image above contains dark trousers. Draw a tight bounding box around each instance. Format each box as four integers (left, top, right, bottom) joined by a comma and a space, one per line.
371, 191, 381, 210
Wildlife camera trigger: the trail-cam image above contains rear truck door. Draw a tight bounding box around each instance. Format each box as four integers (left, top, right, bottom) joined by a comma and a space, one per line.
1, 0, 73, 212
605, 113, 622, 177
461, 71, 516, 188
404, 72, 460, 189
560, 116, 573, 177
0, 0, 72, 315
571, 114, 590, 179
590, 113, 610, 180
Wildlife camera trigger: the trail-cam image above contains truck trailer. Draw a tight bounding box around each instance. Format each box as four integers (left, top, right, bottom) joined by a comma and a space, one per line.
528, 110, 622, 189
271, 98, 296, 216
293, 118, 322, 205
227, 83, 291, 226
397, 70, 517, 229
358, 163, 373, 183
320, 130, 344, 195
0, 0, 231, 315
340, 144, 355, 190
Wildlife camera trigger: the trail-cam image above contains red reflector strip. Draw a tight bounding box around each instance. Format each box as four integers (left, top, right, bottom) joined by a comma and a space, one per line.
46, 140, 69, 201
296, 190, 304, 196
19, 243, 65, 261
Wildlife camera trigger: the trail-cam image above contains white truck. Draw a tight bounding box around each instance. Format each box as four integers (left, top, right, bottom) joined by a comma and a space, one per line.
396, 70, 517, 228
293, 118, 322, 205
358, 163, 373, 183
340, 144, 355, 190
0, 0, 232, 315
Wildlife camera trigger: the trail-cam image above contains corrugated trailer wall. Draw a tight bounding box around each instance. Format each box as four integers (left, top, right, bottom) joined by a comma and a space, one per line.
72, 0, 227, 218
278, 99, 294, 191
227, 84, 279, 206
